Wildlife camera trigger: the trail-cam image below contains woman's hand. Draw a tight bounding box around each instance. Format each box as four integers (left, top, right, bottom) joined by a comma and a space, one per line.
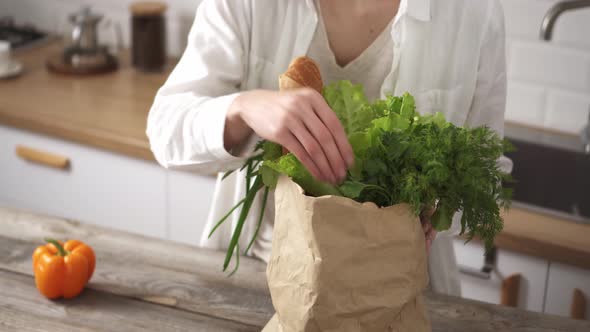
225, 88, 354, 184
421, 209, 438, 255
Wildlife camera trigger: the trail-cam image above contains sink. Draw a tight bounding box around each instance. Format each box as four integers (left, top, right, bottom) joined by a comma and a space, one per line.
504, 123, 590, 223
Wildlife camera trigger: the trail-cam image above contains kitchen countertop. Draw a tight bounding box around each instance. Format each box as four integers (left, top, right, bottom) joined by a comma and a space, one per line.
1, 42, 589, 271
504, 121, 587, 154
0, 42, 172, 161
2, 208, 589, 332
498, 208, 590, 270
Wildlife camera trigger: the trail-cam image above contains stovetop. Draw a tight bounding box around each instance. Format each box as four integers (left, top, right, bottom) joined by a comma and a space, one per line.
0, 17, 51, 51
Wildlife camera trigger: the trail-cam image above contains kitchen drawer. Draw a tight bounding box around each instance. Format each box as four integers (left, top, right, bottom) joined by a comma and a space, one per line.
545, 262, 590, 319
453, 239, 549, 312
167, 170, 217, 245
0, 125, 167, 238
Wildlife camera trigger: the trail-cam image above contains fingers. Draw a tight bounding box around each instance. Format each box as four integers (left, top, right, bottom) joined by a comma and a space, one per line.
276, 88, 354, 184
426, 229, 437, 254
307, 90, 355, 167
279, 130, 324, 182
263, 88, 355, 183
288, 118, 338, 183
423, 222, 432, 239
430, 229, 438, 242
298, 109, 347, 182
425, 226, 437, 254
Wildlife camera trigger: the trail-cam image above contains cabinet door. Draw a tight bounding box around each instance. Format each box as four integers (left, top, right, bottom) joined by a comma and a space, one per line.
167, 170, 217, 245
453, 239, 549, 312
545, 262, 590, 319
0, 125, 167, 238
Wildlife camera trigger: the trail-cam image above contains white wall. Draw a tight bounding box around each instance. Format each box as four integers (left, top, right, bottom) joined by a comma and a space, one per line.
2, 0, 589, 134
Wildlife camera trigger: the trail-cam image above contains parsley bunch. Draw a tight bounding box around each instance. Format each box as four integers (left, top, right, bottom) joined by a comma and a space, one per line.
213, 81, 511, 274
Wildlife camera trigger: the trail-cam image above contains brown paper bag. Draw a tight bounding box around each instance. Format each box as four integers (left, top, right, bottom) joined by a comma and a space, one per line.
263, 177, 431, 332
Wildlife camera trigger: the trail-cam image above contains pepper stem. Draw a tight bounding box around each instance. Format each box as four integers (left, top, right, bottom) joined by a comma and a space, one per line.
45, 238, 68, 257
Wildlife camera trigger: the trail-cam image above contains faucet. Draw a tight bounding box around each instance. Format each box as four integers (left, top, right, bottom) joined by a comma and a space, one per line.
540, 0, 590, 40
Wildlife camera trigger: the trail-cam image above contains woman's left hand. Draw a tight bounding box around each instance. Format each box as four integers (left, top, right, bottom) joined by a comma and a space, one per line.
421, 209, 438, 255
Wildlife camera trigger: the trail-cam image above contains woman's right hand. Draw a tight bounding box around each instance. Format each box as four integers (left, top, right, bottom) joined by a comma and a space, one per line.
225, 88, 354, 184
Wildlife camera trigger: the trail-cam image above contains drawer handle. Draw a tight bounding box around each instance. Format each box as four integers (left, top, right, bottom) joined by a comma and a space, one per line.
16, 145, 70, 170
458, 246, 497, 280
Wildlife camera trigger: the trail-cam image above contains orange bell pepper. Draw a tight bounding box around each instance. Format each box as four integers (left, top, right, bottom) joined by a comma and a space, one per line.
32, 238, 96, 299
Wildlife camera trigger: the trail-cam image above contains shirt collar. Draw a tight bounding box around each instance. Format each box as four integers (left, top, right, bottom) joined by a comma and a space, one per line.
305, 0, 431, 22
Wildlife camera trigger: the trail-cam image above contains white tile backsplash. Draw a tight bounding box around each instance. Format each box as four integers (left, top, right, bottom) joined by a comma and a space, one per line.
501, 0, 557, 40
508, 41, 590, 92
505, 81, 547, 127
545, 90, 590, 133
1, 0, 589, 134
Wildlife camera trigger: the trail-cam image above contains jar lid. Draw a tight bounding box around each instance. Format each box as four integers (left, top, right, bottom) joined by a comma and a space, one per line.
130, 2, 167, 16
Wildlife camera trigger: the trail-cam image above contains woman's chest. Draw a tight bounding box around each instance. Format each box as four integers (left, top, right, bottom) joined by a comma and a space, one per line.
317, 0, 399, 67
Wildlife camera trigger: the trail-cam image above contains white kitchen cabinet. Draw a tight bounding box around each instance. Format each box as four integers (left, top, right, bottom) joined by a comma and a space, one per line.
167, 170, 217, 245
453, 239, 549, 312
0, 125, 167, 239
544, 262, 590, 319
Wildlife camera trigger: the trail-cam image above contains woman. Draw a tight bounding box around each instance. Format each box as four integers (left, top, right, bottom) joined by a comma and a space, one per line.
147, 0, 512, 296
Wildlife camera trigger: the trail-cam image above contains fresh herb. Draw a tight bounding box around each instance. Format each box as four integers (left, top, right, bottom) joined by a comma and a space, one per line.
212, 81, 512, 274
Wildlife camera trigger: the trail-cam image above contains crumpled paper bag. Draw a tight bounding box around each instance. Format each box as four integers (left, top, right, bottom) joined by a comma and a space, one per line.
262, 177, 430, 332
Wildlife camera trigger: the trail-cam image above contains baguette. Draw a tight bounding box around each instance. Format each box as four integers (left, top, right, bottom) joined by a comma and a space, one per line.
278, 56, 323, 93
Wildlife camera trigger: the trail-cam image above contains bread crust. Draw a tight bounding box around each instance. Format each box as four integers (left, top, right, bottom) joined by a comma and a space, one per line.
278, 56, 323, 93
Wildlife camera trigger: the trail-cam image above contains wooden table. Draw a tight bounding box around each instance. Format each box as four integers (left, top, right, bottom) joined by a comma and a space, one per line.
1, 208, 589, 331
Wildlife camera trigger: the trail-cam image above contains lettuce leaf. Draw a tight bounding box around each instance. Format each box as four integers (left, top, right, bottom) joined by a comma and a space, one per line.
323, 81, 374, 135
264, 154, 341, 197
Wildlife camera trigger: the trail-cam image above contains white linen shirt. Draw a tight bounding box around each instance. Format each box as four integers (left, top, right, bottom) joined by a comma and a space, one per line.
146, 0, 512, 296
308, 0, 395, 101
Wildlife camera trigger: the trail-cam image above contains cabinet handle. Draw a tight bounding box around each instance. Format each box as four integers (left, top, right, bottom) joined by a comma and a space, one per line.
16, 145, 70, 170
458, 246, 497, 280
571, 288, 586, 320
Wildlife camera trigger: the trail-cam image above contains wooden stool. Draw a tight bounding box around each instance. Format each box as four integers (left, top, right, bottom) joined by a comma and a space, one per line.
501, 274, 521, 307
571, 288, 586, 320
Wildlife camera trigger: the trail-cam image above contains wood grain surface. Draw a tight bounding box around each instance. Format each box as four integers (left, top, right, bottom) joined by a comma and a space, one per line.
0, 210, 273, 327
0, 269, 258, 332
426, 291, 590, 332
1, 208, 590, 331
